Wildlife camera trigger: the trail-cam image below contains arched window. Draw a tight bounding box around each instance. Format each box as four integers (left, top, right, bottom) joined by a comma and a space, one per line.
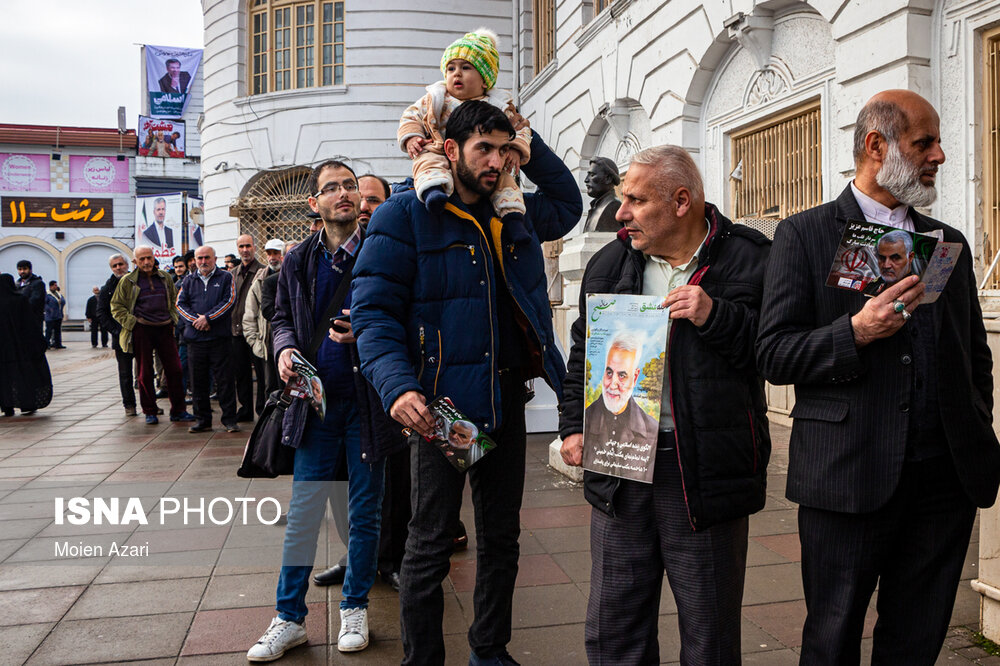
233, 167, 315, 248
250, 0, 345, 95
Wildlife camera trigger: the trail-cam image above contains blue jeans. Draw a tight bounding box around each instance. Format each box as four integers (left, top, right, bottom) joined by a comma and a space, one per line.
275, 397, 385, 623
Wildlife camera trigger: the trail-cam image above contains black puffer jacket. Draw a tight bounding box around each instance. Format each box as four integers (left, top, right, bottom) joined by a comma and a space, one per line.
559, 203, 771, 530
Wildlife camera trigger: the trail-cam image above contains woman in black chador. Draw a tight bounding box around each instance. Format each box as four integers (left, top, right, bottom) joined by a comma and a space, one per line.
0, 273, 52, 416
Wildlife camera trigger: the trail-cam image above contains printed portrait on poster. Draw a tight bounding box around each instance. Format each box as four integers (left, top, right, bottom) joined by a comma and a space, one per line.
187, 196, 204, 249
145, 45, 203, 118
138, 116, 185, 158
582, 294, 670, 484
136, 193, 183, 261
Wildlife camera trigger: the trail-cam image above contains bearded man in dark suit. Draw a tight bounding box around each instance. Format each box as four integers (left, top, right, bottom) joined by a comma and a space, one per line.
158, 58, 191, 93
757, 89, 1000, 665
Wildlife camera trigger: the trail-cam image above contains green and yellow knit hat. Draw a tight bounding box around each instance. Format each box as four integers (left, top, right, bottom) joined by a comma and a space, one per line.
440, 28, 500, 90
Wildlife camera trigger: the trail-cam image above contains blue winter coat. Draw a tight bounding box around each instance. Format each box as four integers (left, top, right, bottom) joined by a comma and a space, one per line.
352, 132, 582, 433
44, 292, 65, 322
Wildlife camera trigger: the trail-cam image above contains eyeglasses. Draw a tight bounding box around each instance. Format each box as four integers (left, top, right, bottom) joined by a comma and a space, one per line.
314, 181, 358, 197
362, 196, 384, 205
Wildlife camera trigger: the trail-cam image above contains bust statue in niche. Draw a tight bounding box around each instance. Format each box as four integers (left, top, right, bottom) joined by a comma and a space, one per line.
583, 157, 622, 232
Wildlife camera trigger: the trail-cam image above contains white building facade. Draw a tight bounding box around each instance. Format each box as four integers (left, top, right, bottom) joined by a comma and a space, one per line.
514, 0, 1000, 340
199, 0, 518, 250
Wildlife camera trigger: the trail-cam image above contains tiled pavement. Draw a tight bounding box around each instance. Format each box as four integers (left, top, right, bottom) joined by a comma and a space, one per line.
0, 334, 996, 664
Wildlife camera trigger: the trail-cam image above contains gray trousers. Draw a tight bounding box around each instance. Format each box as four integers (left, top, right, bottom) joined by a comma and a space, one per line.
586, 445, 748, 665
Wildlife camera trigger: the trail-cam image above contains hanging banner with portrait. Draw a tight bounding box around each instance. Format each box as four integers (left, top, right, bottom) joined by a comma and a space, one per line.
136, 192, 184, 261
187, 196, 204, 249
138, 116, 186, 158
145, 44, 203, 118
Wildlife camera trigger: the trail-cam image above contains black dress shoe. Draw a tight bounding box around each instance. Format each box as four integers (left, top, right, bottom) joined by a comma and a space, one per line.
313, 564, 346, 586
188, 423, 212, 433
453, 520, 468, 552
381, 571, 401, 592
155, 389, 167, 398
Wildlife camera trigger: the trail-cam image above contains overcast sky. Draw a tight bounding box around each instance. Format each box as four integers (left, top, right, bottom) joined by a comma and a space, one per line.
0, 0, 204, 129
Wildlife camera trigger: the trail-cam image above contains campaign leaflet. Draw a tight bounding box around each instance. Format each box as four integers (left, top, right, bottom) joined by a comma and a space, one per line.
582, 294, 670, 484
418, 397, 496, 472
825, 220, 957, 297
286, 351, 326, 420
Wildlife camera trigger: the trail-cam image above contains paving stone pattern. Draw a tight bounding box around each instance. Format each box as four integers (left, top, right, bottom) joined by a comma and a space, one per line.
0, 335, 993, 664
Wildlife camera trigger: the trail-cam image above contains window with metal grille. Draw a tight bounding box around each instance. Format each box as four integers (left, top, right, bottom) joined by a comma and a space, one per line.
231, 167, 316, 253
983, 27, 1000, 289
594, 0, 611, 14
729, 102, 822, 233
533, 0, 555, 74
250, 0, 344, 95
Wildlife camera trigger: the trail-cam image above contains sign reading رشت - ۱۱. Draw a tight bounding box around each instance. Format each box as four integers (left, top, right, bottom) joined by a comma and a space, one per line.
2, 197, 114, 227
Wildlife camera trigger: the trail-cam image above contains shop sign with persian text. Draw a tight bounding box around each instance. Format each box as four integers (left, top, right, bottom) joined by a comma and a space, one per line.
2, 197, 114, 227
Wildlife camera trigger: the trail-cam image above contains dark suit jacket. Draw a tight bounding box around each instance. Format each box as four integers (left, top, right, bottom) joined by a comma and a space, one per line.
143, 223, 174, 249
757, 185, 1000, 511
158, 71, 191, 94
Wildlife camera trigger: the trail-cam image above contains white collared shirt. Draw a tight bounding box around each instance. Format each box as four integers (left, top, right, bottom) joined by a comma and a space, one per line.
197, 267, 216, 287
642, 220, 710, 431
850, 181, 913, 231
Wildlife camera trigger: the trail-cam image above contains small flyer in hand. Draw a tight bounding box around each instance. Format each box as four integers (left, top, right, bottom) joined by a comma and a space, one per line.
826, 220, 956, 296
582, 294, 670, 484
422, 397, 496, 471
919, 241, 962, 304
285, 350, 326, 420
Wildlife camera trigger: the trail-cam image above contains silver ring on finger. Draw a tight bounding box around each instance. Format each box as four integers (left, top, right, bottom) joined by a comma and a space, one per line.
892, 299, 906, 314
900, 309, 911, 321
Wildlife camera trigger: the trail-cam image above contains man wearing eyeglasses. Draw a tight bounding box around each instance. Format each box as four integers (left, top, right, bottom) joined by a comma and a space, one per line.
97, 253, 137, 416
248, 161, 405, 661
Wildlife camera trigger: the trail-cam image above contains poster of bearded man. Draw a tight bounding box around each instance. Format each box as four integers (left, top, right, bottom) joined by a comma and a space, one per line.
582, 294, 669, 483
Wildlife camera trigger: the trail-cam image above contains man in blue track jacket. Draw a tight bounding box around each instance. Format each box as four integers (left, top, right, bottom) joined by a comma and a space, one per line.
352, 100, 582, 666
176, 245, 239, 433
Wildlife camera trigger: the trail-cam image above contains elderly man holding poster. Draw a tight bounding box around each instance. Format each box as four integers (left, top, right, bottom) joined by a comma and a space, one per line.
559, 144, 771, 665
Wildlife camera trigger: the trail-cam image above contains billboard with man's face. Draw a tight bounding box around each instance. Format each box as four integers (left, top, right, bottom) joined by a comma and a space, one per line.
145, 45, 203, 118
136, 193, 183, 262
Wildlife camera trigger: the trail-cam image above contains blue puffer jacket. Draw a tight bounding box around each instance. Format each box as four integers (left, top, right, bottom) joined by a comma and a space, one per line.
352, 132, 582, 433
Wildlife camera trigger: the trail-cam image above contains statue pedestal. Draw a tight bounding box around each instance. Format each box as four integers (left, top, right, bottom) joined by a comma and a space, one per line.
554, 231, 617, 350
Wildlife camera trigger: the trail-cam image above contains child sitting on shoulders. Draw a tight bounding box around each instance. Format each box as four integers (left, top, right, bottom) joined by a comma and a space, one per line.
398, 28, 532, 238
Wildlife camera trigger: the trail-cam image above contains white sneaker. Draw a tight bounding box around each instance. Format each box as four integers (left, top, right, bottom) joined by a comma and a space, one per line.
247, 616, 307, 662
337, 607, 369, 652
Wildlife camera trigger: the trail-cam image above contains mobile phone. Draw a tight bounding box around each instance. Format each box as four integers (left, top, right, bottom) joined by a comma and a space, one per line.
331, 313, 351, 333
